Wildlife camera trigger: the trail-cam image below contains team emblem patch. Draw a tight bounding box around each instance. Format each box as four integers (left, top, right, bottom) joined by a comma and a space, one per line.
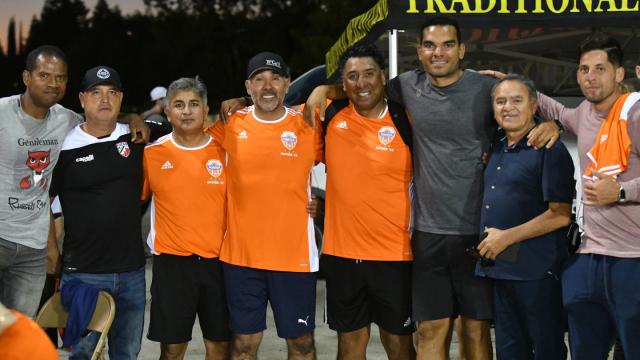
378, 126, 396, 146
96, 68, 110, 79
115, 141, 130, 158
281, 131, 298, 151
206, 159, 223, 178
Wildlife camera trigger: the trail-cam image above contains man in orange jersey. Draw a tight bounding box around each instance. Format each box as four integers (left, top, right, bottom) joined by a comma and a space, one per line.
319, 44, 416, 360
211, 52, 322, 360
142, 77, 230, 360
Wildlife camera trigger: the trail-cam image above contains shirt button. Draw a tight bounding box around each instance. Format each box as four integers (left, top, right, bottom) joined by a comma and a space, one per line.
497, 166, 501, 170
485, 204, 490, 209
491, 185, 495, 189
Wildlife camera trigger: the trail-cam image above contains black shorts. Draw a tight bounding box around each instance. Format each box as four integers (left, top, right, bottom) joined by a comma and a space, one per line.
147, 254, 231, 343
322, 254, 414, 335
411, 231, 492, 322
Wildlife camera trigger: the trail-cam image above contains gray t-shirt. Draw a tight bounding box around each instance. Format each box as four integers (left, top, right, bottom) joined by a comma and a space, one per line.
388, 69, 497, 235
0, 95, 82, 249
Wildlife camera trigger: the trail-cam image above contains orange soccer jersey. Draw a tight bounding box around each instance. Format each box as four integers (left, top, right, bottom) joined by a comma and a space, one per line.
322, 102, 413, 261
212, 106, 323, 272
142, 133, 227, 258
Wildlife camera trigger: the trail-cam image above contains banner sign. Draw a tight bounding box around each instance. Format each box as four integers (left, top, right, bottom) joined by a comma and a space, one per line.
390, 0, 640, 27
326, 0, 639, 78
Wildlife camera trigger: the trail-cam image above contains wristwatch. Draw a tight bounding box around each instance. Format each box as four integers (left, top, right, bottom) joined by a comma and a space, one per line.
618, 185, 627, 203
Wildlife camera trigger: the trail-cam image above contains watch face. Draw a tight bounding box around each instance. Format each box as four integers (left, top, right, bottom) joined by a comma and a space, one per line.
620, 188, 626, 202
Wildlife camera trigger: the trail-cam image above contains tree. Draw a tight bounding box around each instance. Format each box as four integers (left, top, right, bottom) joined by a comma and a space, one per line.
0, 39, 6, 82
2, 17, 22, 95
5, 0, 380, 105
7, 17, 17, 58
18, 21, 24, 55
287, 0, 377, 74
78, 0, 126, 67
25, 0, 89, 52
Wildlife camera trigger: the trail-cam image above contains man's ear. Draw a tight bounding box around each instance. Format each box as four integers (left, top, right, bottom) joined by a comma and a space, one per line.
458, 43, 466, 60
79, 92, 85, 109
615, 66, 625, 83
22, 70, 31, 87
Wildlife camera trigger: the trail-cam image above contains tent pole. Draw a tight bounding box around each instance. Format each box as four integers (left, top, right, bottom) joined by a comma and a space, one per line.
389, 29, 398, 79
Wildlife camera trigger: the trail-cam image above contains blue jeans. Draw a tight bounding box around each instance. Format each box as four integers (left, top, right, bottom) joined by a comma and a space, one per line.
0, 237, 47, 317
61, 268, 146, 360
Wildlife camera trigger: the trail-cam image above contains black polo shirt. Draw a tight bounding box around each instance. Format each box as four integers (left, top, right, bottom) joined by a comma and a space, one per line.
477, 135, 575, 280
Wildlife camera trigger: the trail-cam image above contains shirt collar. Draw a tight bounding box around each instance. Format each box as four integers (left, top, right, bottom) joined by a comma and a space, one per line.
499, 128, 534, 152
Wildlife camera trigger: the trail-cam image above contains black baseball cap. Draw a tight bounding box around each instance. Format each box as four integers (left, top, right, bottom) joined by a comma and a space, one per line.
246, 52, 289, 79
80, 66, 122, 92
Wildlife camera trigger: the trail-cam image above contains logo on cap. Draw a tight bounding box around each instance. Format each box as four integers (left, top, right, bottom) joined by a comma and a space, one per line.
266, 59, 281, 68
97, 68, 110, 79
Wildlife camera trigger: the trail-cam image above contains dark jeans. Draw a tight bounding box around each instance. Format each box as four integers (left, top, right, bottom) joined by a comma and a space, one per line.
563, 254, 640, 360
493, 275, 566, 360
61, 268, 146, 360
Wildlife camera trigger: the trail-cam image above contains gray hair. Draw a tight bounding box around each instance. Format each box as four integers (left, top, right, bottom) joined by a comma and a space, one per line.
165, 76, 208, 105
491, 73, 538, 102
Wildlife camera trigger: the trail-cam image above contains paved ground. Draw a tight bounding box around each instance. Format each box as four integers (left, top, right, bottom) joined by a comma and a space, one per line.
54, 258, 618, 359
57, 258, 467, 359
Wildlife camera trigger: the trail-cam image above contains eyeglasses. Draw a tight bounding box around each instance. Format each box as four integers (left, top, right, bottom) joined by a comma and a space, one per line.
466, 247, 495, 267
